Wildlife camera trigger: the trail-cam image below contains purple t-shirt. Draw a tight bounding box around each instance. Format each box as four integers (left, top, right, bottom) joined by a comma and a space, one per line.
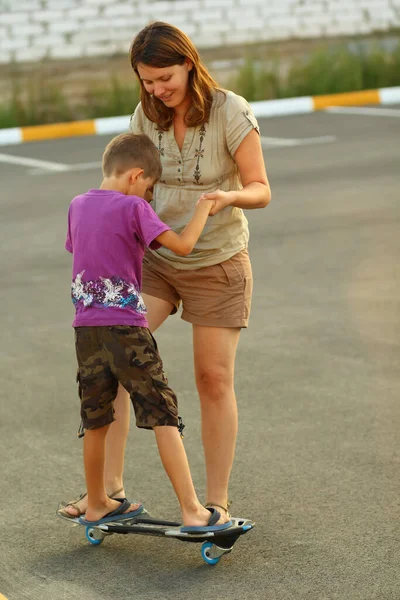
65, 189, 170, 327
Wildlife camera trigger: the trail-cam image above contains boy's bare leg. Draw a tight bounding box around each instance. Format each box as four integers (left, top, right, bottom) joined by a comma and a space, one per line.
63, 386, 130, 517
100, 297, 172, 503
104, 384, 130, 495
83, 425, 140, 523
154, 425, 222, 527
64, 296, 173, 517
102, 296, 173, 494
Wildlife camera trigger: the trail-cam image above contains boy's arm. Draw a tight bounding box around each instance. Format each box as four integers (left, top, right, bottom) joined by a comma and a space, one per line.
155, 199, 214, 256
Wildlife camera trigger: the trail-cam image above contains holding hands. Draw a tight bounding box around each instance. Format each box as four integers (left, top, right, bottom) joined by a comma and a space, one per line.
197, 190, 234, 216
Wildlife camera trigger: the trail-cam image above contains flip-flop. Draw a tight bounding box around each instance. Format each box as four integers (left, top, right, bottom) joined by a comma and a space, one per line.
57, 492, 87, 519
57, 487, 126, 520
78, 498, 143, 526
180, 507, 233, 534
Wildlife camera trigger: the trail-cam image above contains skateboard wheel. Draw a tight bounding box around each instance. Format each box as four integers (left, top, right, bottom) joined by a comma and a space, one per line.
201, 542, 221, 565
85, 526, 105, 545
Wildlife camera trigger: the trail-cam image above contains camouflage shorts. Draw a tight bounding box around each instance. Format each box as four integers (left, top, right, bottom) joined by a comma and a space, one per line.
75, 326, 179, 432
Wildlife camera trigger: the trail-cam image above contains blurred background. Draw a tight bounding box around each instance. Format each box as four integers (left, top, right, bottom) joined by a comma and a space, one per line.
1, 0, 400, 127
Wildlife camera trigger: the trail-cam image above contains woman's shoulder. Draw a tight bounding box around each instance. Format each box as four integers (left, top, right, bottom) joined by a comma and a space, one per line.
211, 89, 259, 152
129, 102, 143, 132
130, 102, 158, 133
212, 88, 249, 108
211, 89, 253, 120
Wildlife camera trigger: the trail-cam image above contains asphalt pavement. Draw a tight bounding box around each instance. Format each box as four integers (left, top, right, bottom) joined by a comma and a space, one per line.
0, 107, 399, 600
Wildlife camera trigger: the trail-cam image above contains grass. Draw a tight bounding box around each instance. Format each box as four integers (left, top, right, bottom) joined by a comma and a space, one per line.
0, 41, 399, 128
229, 41, 400, 101
0, 76, 140, 129
82, 77, 140, 119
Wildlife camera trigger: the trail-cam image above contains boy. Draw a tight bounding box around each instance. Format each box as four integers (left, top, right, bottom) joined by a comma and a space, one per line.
63, 133, 231, 531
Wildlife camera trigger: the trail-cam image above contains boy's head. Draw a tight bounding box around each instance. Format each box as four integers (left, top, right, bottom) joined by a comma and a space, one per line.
102, 132, 162, 199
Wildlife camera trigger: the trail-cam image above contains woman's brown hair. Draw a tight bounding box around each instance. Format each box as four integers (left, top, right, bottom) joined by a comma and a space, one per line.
130, 21, 223, 130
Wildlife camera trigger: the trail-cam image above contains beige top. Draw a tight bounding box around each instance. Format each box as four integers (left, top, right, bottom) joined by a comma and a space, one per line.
130, 89, 260, 270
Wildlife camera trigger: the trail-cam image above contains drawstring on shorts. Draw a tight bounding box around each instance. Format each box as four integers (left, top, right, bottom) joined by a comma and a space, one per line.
77, 420, 85, 439
177, 416, 185, 438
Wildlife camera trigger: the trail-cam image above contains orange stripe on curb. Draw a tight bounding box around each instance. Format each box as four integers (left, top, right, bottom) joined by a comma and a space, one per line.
313, 89, 380, 110
21, 120, 96, 142
0, 593, 9, 599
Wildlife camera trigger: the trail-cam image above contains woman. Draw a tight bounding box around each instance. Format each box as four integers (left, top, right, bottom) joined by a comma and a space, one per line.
61, 21, 271, 523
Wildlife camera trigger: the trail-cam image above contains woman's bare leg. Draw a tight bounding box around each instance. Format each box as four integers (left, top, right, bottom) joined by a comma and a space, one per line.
142, 294, 175, 333
104, 296, 175, 492
193, 325, 241, 522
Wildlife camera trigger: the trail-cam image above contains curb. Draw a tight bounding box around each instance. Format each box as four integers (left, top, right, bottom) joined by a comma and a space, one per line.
1, 86, 400, 146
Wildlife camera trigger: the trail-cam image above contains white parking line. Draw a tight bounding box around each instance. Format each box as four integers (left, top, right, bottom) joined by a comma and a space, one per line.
29, 161, 102, 175
326, 106, 400, 117
261, 135, 336, 147
2, 135, 337, 176
0, 152, 69, 171
29, 136, 337, 175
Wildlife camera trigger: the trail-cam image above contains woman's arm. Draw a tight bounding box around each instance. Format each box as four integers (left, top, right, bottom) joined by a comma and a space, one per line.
200, 129, 271, 215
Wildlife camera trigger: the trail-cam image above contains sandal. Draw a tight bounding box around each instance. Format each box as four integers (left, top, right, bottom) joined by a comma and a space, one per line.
58, 491, 87, 519
79, 498, 143, 526
57, 487, 125, 520
205, 501, 232, 520
180, 507, 232, 533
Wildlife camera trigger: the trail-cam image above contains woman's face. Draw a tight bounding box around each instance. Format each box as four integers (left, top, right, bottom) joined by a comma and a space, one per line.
137, 60, 192, 112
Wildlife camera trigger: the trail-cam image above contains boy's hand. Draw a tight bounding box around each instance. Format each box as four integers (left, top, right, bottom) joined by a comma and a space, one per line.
195, 196, 216, 214
196, 190, 233, 215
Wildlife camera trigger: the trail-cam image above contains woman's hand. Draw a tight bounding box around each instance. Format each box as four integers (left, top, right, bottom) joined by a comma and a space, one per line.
196, 190, 234, 216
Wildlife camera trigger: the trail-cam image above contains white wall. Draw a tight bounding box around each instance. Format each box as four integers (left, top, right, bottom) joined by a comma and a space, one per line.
0, 0, 399, 64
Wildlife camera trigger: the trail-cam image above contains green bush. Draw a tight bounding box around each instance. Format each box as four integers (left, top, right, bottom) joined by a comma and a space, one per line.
230, 41, 400, 101
284, 48, 365, 96
10, 78, 73, 126
0, 105, 18, 129
0, 75, 140, 129
0, 41, 399, 128
233, 58, 283, 101
81, 76, 140, 119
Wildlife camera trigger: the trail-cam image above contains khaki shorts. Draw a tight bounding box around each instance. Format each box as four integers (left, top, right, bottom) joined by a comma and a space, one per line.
75, 326, 179, 432
142, 249, 253, 328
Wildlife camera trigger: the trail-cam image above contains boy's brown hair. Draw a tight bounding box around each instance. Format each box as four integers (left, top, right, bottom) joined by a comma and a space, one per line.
102, 132, 162, 180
